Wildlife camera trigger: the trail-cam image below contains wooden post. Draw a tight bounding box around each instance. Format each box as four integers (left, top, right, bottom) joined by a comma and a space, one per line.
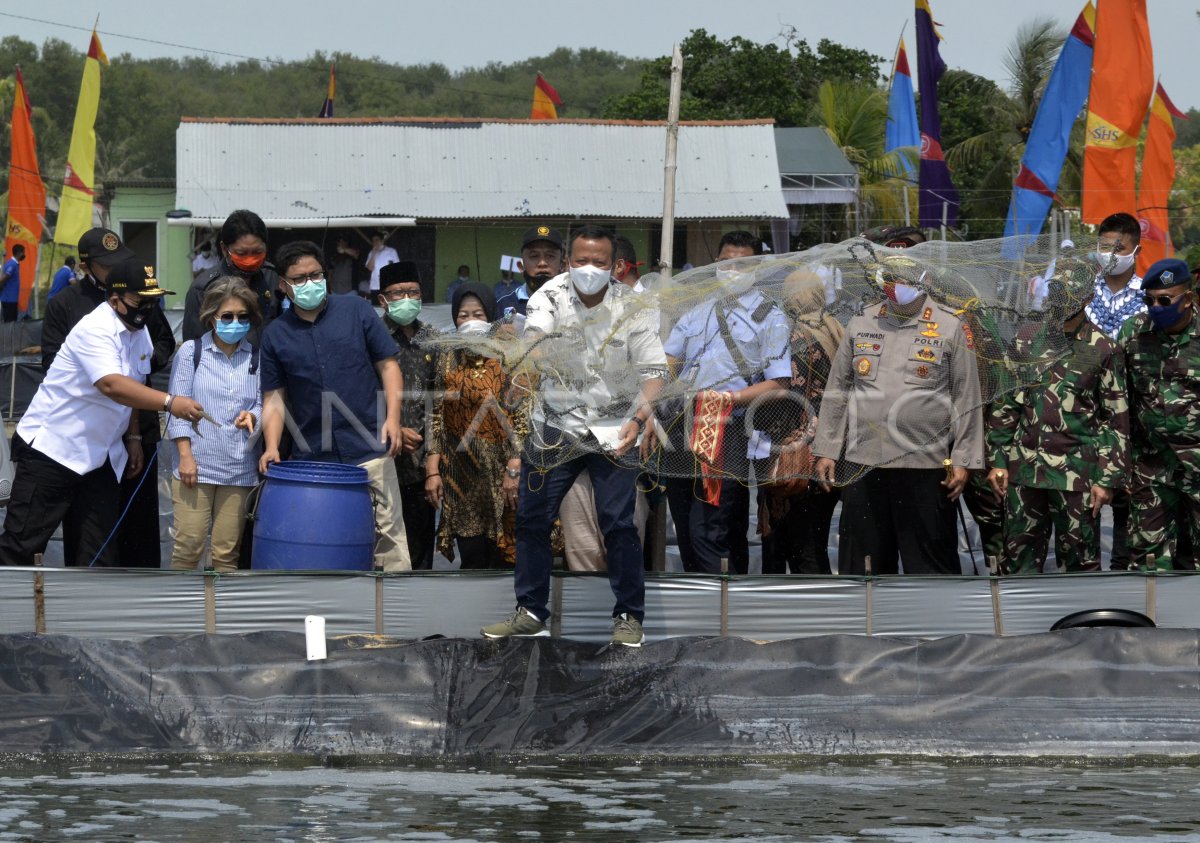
203, 566, 217, 634
1145, 570, 1157, 624
658, 44, 684, 278
988, 555, 1005, 636
550, 574, 563, 638
719, 557, 729, 637
33, 553, 45, 635
374, 572, 385, 636
864, 554, 873, 636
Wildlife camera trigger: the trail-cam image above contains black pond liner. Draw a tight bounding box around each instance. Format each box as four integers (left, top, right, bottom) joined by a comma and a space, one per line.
2, 628, 1200, 759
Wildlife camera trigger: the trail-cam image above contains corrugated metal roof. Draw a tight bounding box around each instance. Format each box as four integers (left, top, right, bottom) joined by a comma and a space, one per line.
175, 119, 788, 221
773, 127, 857, 176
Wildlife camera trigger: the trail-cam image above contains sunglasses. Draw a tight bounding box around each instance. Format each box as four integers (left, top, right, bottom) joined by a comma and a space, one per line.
1142, 292, 1187, 308
218, 312, 251, 324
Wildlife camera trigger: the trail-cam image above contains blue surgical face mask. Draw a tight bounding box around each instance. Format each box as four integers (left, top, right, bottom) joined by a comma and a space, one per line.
291, 279, 327, 311
1148, 296, 1191, 330
214, 320, 251, 344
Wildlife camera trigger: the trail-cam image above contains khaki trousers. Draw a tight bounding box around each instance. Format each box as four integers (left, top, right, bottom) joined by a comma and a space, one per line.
170, 481, 251, 573
359, 454, 412, 572
558, 469, 649, 572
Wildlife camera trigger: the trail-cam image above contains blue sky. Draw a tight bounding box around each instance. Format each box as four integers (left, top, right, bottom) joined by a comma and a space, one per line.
7, 1, 1199, 110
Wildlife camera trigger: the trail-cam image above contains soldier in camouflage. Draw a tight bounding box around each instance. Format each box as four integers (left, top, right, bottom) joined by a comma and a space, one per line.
1119, 258, 1200, 571
987, 278, 1130, 573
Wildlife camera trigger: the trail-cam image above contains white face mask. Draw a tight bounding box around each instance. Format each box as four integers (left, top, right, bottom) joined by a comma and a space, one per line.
456, 319, 490, 336
569, 264, 612, 296
889, 283, 923, 306
1094, 247, 1137, 277
715, 267, 755, 296
876, 268, 924, 306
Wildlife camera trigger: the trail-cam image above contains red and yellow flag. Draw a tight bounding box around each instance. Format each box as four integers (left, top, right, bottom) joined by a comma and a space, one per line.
1081, 0, 1154, 224
530, 72, 563, 120
54, 29, 108, 251
1136, 82, 1187, 274
4, 67, 46, 312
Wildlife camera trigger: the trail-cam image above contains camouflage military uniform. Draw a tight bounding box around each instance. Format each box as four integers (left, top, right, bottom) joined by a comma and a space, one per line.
958, 306, 1012, 564
988, 317, 1129, 573
1119, 311, 1200, 570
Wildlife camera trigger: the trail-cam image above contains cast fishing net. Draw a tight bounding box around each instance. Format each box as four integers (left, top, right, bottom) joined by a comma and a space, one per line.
423, 232, 1098, 488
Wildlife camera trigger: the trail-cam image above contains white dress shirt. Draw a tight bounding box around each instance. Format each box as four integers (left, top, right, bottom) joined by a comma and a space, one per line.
18, 304, 152, 479
524, 273, 666, 445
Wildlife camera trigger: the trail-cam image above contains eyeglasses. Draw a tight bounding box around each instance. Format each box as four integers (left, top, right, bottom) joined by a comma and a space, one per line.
218, 312, 251, 324
286, 271, 326, 285
1142, 292, 1186, 307
382, 289, 422, 301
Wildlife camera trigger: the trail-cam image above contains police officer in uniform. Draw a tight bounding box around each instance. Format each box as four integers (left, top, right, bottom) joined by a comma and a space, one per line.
813, 255, 985, 574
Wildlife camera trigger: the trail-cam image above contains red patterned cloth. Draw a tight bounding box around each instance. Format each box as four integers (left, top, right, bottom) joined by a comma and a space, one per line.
689, 390, 734, 506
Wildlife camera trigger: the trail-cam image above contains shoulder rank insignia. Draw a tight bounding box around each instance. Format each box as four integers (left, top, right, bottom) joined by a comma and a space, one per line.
921, 306, 933, 321
877, 303, 888, 318
856, 357, 872, 376
962, 323, 975, 350
920, 322, 940, 338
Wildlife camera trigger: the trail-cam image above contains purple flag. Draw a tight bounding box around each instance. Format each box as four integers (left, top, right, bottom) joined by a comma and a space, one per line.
915, 0, 960, 228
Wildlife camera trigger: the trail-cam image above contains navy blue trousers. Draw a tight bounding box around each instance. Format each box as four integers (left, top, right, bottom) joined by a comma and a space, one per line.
515, 427, 644, 622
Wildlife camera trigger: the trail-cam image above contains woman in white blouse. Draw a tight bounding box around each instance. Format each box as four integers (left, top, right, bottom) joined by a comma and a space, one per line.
168, 279, 263, 571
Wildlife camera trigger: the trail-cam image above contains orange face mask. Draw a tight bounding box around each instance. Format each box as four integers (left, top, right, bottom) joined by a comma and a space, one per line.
227, 250, 266, 274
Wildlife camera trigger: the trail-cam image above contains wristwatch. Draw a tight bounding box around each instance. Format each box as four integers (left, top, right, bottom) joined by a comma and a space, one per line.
506, 466, 521, 478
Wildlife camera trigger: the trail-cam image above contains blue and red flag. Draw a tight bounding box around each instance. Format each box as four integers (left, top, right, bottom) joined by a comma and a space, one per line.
915, 0, 959, 228
1003, 2, 1095, 246
886, 37, 920, 178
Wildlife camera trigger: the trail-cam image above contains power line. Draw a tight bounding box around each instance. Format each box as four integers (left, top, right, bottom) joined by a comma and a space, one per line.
0, 11, 595, 109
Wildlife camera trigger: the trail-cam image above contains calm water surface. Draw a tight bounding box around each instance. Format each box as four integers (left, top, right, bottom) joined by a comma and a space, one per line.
1, 758, 1198, 841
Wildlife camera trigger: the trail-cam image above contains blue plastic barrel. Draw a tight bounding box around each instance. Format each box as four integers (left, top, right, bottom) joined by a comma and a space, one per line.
251, 461, 375, 570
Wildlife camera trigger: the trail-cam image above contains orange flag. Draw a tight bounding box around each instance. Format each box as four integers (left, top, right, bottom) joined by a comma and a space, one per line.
1136, 82, 1187, 274
530, 72, 563, 120
1081, 0, 1154, 224
4, 67, 46, 312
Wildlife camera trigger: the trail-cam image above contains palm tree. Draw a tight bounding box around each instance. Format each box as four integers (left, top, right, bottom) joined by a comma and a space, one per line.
943, 17, 1068, 236
813, 79, 917, 231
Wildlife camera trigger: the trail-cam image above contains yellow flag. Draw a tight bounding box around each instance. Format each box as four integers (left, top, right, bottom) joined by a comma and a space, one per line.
55, 29, 108, 249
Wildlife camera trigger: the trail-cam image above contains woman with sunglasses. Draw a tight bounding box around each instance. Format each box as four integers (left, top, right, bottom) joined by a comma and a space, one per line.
167, 278, 263, 571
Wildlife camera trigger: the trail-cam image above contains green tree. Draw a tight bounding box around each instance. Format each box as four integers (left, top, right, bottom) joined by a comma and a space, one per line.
602, 28, 882, 123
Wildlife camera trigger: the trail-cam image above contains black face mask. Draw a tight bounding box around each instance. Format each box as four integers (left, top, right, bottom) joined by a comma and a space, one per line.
524, 271, 554, 294
115, 299, 157, 330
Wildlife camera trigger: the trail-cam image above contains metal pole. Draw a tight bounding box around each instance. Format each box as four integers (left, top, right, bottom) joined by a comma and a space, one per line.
902, 187, 911, 228
658, 44, 684, 279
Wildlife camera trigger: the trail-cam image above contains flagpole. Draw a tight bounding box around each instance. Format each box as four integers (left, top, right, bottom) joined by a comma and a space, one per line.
888, 22, 907, 90
658, 43, 683, 279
